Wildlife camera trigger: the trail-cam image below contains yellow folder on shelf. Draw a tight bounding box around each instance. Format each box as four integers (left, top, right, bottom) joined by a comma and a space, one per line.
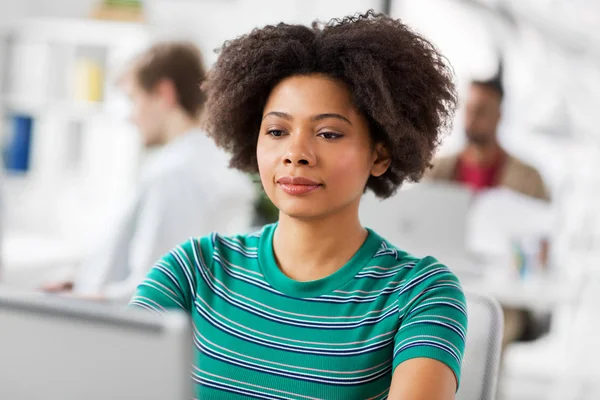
74, 59, 104, 103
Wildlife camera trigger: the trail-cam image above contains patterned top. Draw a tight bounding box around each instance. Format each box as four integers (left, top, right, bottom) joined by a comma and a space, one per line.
130, 223, 467, 399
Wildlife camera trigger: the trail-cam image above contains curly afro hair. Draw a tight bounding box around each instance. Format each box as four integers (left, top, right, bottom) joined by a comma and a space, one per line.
203, 10, 457, 198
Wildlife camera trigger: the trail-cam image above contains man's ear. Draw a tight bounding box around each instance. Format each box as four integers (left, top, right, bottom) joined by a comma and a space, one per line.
154, 78, 178, 108
371, 143, 391, 177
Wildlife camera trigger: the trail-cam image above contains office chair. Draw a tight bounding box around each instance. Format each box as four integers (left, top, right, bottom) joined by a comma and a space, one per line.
457, 292, 504, 400
548, 275, 600, 400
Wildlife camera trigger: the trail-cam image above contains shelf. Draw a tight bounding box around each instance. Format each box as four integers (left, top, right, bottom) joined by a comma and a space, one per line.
0, 16, 150, 122
0, 17, 150, 48
0, 95, 106, 119
2, 230, 81, 277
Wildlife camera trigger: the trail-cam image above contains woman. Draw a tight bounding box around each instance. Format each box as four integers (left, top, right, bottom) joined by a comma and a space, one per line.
131, 11, 467, 399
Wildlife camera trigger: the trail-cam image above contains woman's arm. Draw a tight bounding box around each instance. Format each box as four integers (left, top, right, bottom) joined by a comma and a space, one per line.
388, 358, 457, 400
391, 257, 468, 399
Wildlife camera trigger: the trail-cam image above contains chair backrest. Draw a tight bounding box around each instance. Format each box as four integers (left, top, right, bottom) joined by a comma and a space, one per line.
457, 292, 504, 400
552, 276, 600, 400
359, 182, 473, 263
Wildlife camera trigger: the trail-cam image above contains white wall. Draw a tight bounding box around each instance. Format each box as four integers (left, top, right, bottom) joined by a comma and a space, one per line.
0, 2, 29, 23
0, 0, 97, 21
5, 0, 384, 66
6, 0, 100, 19
145, 0, 382, 65
35, 0, 100, 18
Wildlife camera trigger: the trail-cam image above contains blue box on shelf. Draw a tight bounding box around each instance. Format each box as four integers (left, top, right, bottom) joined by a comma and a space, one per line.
3, 114, 34, 173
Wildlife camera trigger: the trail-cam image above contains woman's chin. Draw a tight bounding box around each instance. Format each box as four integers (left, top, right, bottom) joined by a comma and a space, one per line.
277, 204, 328, 221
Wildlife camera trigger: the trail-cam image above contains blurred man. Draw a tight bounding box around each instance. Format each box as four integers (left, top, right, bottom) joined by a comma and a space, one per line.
427, 67, 550, 349
428, 72, 548, 200
42, 42, 255, 301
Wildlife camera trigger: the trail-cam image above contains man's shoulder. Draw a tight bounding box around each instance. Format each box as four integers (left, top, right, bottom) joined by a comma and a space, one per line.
426, 153, 460, 180
504, 154, 547, 188
503, 154, 550, 201
506, 155, 543, 178
434, 153, 460, 167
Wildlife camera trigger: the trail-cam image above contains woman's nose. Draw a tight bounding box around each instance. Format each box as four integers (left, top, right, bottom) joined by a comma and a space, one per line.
283, 134, 316, 166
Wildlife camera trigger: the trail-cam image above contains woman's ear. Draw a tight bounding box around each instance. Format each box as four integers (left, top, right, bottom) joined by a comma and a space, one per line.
371, 143, 391, 177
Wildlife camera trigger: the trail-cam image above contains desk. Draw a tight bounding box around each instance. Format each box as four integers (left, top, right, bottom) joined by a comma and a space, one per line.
1, 231, 81, 288
458, 270, 578, 313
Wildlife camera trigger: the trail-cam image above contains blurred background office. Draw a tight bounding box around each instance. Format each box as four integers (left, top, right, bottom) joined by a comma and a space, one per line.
0, 1, 599, 399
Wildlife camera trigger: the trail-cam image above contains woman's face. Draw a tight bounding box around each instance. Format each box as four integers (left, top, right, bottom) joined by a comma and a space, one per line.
257, 74, 389, 221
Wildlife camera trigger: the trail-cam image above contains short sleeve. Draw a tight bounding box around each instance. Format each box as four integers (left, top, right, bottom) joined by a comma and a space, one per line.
393, 256, 468, 387
129, 236, 214, 314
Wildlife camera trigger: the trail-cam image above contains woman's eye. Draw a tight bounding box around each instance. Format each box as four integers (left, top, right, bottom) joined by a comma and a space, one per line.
267, 130, 285, 137
318, 132, 343, 140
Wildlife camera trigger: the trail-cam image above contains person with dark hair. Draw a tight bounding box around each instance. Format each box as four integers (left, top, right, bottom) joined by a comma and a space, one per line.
428, 65, 550, 350
41, 42, 255, 300
130, 12, 467, 399
428, 64, 548, 200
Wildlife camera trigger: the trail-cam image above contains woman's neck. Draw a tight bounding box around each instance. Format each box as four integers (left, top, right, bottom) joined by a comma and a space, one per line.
273, 207, 368, 282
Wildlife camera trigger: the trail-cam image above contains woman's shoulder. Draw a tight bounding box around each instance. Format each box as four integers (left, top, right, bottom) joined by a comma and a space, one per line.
369, 231, 462, 288
176, 225, 268, 265
369, 230, 427, 264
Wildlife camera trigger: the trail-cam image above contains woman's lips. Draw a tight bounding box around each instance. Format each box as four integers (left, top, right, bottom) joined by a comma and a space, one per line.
277, 176, 322, 195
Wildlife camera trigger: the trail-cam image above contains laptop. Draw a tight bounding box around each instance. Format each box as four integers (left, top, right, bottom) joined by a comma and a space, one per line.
360, 181, 476, 274
0, 289, 191, 400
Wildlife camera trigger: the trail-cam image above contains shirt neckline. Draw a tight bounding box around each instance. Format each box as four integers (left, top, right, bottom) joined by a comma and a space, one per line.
258, 223, 382, 298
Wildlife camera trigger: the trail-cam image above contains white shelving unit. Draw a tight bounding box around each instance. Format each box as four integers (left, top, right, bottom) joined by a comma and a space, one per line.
1, 17, 150, 116
0, 17, 151, 285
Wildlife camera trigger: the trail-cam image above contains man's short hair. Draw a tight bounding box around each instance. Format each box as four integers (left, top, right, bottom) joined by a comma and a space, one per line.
132, 42, 207, 118
472, 60, 504, 100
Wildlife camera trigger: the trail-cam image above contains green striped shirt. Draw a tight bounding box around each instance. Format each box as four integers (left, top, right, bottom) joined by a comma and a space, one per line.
130, 223, 467, 399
